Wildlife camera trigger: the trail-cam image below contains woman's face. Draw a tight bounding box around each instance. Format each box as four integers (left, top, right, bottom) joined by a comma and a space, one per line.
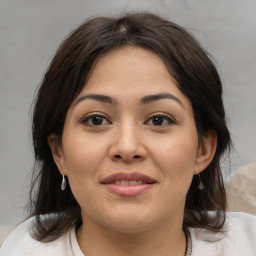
49, 46, 215, 233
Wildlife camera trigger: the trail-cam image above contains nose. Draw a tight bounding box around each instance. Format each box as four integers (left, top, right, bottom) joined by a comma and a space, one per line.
108, 122, 147, 163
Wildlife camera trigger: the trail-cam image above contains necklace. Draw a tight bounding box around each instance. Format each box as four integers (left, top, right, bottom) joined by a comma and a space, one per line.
70, 225, 192, 256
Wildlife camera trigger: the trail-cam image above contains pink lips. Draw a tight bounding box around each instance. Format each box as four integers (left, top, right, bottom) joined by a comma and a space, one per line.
101, 172, 156, 196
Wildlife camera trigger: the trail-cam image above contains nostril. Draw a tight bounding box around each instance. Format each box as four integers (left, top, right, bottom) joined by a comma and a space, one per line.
112, 154, 143, 161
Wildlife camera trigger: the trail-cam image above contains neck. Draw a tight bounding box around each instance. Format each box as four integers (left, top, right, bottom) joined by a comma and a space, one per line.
77, 217, 186, 256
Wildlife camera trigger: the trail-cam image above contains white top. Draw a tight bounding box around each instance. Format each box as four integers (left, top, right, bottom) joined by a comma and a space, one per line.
1, 212, 256, 256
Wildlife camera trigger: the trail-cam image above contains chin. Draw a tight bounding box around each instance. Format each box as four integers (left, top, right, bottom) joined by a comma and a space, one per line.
100, 208, 159, 234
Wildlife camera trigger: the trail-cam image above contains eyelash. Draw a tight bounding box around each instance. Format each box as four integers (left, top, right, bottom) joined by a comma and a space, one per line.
80, 113, 111, 126
80, 112, 175, 128
145, 114, 175, 127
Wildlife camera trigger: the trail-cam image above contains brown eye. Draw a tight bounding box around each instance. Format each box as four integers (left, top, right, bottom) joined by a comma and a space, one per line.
81, 114, 110, 126
152, 116, 164, 126
145, 115, 174, 126
91, 116, 104, 125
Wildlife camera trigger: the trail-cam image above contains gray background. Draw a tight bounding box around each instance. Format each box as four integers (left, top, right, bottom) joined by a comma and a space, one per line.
0, 0, 255, 225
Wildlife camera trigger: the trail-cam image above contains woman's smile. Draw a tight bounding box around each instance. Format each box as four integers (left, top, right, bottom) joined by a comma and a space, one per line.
101, 171, 157, 196
52, 46, 206, 233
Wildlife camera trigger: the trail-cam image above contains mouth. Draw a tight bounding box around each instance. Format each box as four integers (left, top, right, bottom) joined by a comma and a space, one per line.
101, 172, 156, 185
108, 180, 149, 185
101, 172, 156, 196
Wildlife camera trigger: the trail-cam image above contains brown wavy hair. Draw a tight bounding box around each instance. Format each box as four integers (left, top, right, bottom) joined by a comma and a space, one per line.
29, 11, 231, 241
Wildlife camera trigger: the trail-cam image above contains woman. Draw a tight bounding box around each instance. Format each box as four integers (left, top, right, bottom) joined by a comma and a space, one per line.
1, 12, 256, 256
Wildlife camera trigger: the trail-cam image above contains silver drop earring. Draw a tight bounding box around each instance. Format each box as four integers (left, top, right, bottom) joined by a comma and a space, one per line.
198, 174, 204, 190
61, 174, 67, 191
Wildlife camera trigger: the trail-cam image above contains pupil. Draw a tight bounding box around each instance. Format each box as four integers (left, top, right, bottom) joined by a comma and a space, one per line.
153, 116, 163, 125
92, 116, 103, 125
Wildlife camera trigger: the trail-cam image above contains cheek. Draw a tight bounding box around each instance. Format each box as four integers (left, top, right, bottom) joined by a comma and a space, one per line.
61, 136, 107, 209
148, 130, 198, 184
62, 134, 107, 180
152, 134, 198, 165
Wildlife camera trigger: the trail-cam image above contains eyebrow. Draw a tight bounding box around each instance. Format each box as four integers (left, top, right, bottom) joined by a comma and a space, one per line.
141, 93, 184, 107
74, 94, 117, 106
74, 92, 184, 108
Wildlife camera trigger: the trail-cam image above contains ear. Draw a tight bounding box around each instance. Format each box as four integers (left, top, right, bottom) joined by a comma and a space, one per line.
48, 134, 67, 175
194, 130, 217, 175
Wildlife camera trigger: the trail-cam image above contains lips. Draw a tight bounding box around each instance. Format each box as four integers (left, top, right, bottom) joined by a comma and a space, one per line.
101, 172, 156, 196
101, 172, 156, 185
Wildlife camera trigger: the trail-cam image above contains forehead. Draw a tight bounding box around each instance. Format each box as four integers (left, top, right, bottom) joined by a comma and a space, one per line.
92, 46, 167, 71
83, 46, 181, 96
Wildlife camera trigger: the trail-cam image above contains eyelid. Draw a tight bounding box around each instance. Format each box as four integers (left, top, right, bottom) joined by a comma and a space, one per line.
144, 112, 176, 126
80, 112, 112, 125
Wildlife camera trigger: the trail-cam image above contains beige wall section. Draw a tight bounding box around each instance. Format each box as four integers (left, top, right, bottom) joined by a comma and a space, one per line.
0, 0, 256, 224
226, 163, 256, 215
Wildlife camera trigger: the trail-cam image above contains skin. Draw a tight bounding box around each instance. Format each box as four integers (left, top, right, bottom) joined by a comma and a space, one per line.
48, 46, 217, 256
